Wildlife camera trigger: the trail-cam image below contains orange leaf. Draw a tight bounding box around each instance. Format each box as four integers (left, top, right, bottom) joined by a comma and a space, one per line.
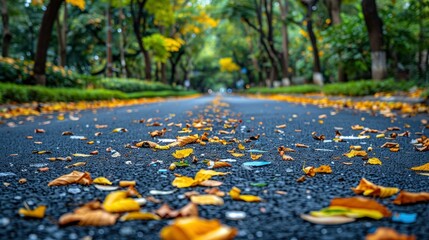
48, 171, 92, 186
351, 178, 399, 198
330, 197, 391, 217
295, 143, 309, 148
19, 205, 46, 218
343, 150, 368, 158
393, 191, 429, 205
314, 165, 332, 173
303, 166, 316, 177
410, 162, 429, 171
120, 212, 161, 221
58, 200, 118, 226
365, 227, 416, 240
250, 153, 263, 160
199, 180, 223, 187
160, 217, 237, 240
230, 152, 244, 157
210, 161, 232, 169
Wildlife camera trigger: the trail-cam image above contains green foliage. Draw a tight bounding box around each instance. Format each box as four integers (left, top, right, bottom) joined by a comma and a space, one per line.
99, 77, 173, 93
247, 85, 321, 94
126, 90, 198, 98
146, 0, 174, 27
322, 79, 415, 96
143, 34, 170, 63
0, 83, 126, 103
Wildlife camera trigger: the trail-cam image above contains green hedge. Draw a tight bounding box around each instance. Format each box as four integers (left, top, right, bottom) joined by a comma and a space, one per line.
126, 90, 198, 99
99, 78, 174, 93
0, 83, 126, 103
247, 79, 417, 97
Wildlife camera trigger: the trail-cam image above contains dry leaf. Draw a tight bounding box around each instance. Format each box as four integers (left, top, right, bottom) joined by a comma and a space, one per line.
351, 125, 364, 130
229, 187, 261, 202
19, 178, 27, 184
191, 195, 224, 205
199, 180, 223, 187
149, 128, 166, 137
72, 153, 92, 157
330, 197, 391, 217
112, 128, 128, 133
172, 169, 229, 188
120, 212, 161, 221
367, 158, 382, 165
393, 191, 429, 205
352, 178, 399, 198
119, 181, 136, 187
410, 162, 429, 171
343, 150, 368, 158
172, 134, 199, 147
209, 161, 232, 169
278, 146, 296, 153
314, 165, 332, 173
59, 201, 118, 226
93, 177, 112, 185
300, 214, 355, 225
381, 142, 400, 148
295, 143, 309, 148
103, 191, 140, 213
19, 205, 46, 218
303, 166, 316, 177
48, 171, 92, 186
312, 132, 326, 141
276, 124, 286, 129
155, 204, 180, 218
204, 188, 225, 197
230, 152, 244, 158
296, 176, 306, 182
250, 153, 263, 160
65, 162, 86, 168
172, 148, 193, 159
35, 129, 45, 133
365, 227, 416, 240
160, 217, 237, 240
282, 155, 294, 161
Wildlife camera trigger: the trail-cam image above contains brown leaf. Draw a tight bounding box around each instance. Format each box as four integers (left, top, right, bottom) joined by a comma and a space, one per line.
282, 155, 294, 161
312, 132, 326, 141
62, 131, 74, 136
295, 143, 309, 148
178, 202, 199, 217
191, 195, 224, 205
381, 142, 400, 148
365, 227, 415, 240
59, 201, 118, 226
35, 129, 45, 133
155, 204, 179, 218
204, 187, 225, 197
330, 197, 391, 217
48, 171, 92, 186
210, 161, 232, 169
149, 128, 166, 138
351, 178, 399, 198
393, 191, 429, 205
296, 175, 306, 182
199, 180, 223, 187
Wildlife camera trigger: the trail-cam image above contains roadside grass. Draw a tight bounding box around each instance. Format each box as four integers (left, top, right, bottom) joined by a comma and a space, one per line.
0, 83, 197, 104
247, 79, 422, 97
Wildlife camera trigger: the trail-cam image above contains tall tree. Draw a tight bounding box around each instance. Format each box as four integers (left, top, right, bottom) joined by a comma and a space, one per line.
325, 0, 347, 82
106, 0, 113, 77
361, 0, 386, 80
278, 0, 290, 85
1, 0, 11, 57
56, 2, 67, 66
301, 0, 323, 85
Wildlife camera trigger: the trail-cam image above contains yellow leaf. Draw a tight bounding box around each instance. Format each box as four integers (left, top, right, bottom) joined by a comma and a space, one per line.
314, 165, 332, 173
367, 158, 382, 165
93, 177, 112, 185
103, 191, 128, 208
103, 191, 140, 213
194, 169, 229, 181
172, 148, 194, 159
229, 187, 261, 202
160, 217, 237, 240
238, 143, 245, 150
330, 197, 391, 217
112, 128, 127, 133
120, 212, 161, 221
72, 153, 92, 157
190, 195, 224, 205
352, 178, 399, 198
19, 205, 46, 218
250, 154, 262, 160
411, 162, 429, 171
230, 152, 244, 157
172, 176, 199, 188
343, 150, 368, 158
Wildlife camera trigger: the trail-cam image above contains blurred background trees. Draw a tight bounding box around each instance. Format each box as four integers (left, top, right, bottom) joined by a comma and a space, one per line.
0, 0, 427, 91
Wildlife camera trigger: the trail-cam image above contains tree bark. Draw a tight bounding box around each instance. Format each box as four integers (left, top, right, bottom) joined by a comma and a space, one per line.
56, 2, 67, 66
1, 0, 11, 57
361, 0, 386, 80
302, 0, 323, 85
33, 0, 63, 86
118, 6, 128, 78
106, 0, 113, 77
278, 0, 290, 85
130, 0, 152, 80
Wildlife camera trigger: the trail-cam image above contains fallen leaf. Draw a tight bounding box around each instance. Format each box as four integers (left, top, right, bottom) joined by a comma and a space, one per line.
367, 158, 382, 165
310, 206, 384, 220
172, 148, 193, 159
276, 124, 286, 128
351, 125, 364, 130
19, 178, 27, 184
230, 152, 244, 158
296, 176, 306, 182
172, 169, 229, 188
191, 195, 224, 205
119, 181, 136, 187
72, 153, 92, 157
93, 177, 112, 185
199, 180, 223, 187
250, 153, 263, 160
314, 165, 332, 173
410, 162, 429, 171
351, 178, 399, 198
312, 132, 326, 141
204, 188, 225, 197
295, 143, 309, 148
300, 214, 355, 225
38, 167, 49, 172
238, 143, 245, 150
62, 131, 74, 136
35, 129, 45, 133
149, 128, 166, 137
103, 191, 140, 213
19, 205, 46, 219
229, 186, 261, 202
343, 150, 368, 158
303, 166, 316, 177
59, 200, 118, 226
160, 217, 237, 240
65, 162, 86, 168
393, 191, 429, 205
48, 171, 92, 186
208, 161, 232, 169
112, 128, 128, 133
282, 155, 294, 161
330, 197, 391, 217
120, 212, 161, 221
365, 227, 416, 240
381, 142, 400, 148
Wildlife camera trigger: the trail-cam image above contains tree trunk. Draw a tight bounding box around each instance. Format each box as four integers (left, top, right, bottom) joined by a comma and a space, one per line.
361, 0, 386, 80
33, 0, 63, 86
118, 7, 128, 78
1, 0, 11, 57
160, 62, 167, 83
106, 1, 113, 77
302, 0, 323, 85
278, 0, 290, 86
327, 0, 347, 82
56, 2, 67, 66
130, 0, 151, 80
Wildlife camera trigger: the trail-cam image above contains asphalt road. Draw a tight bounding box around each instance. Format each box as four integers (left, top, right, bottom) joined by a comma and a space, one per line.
0, 95, 428, 240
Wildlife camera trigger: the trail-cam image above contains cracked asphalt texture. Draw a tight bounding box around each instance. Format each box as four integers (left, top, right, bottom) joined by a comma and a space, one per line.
0, 95, 428, 240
